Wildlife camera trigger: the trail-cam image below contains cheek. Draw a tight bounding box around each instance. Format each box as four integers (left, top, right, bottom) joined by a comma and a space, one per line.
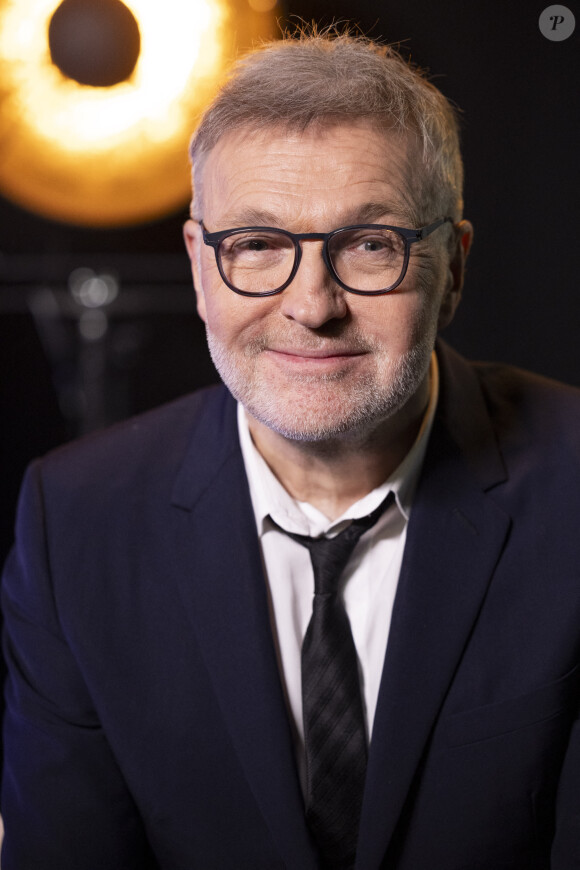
356, 290, 432, 351
204, 295, 237, 342
202, 284, 270, 349
198, 266, 234, 334
406, 259, 449, 335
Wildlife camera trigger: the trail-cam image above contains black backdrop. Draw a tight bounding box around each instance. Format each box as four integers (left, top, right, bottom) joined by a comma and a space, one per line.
1, 0, 579, 566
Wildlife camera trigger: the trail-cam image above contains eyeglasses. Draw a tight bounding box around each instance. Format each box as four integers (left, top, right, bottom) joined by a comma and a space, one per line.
200, 217, 453, 297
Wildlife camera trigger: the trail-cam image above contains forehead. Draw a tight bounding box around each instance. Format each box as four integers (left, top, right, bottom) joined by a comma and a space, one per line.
198, 120, 421, 228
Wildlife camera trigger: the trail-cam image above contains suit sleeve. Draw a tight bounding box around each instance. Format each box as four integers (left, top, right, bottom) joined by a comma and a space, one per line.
551, 714, 580, 867
1, 462, 158, 869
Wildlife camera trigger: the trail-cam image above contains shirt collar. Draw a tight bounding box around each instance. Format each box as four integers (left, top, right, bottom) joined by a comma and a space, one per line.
238, 351, 439, 538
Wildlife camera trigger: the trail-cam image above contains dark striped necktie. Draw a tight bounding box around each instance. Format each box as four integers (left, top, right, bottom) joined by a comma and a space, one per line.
274, 492, 393, 869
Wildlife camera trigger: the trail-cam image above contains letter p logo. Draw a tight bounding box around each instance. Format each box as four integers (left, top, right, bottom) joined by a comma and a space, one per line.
539, 5, 576, 40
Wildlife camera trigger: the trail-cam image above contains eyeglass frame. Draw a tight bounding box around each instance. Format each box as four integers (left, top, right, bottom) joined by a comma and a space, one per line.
199, 216, 454, 297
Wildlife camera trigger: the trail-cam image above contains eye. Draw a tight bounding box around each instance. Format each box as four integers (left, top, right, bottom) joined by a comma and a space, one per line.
339, 231, 401, 257
361, 238, 392, 252
240, 238, 273, 252
223, 232, 292, 257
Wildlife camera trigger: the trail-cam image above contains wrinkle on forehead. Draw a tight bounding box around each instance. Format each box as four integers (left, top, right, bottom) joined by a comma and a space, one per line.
197, 121, 424, 230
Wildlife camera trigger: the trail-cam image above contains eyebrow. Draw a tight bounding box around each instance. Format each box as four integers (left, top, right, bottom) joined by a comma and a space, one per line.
220, 207, 282, 227
214, 200, 416, 231
350, 201, 415, 225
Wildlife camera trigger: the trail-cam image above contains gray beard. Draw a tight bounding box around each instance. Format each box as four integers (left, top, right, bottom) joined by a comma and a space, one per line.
205, 325, 434, 444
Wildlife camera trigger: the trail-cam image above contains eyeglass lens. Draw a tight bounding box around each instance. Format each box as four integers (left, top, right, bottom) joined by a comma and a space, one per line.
218, 228, 407, 294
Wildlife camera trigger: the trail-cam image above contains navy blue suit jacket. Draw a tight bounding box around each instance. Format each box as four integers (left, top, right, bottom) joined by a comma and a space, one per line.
2, 341, 580, 869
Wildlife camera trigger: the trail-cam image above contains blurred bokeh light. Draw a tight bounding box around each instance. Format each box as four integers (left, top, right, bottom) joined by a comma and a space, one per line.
0, 0, 277, 226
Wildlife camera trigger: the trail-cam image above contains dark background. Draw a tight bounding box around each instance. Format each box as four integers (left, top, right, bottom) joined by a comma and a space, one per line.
1, 0, 579, 569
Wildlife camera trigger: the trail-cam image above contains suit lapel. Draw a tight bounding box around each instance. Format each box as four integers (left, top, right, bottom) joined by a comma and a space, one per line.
357, 344, 512, 869
169, 387, 317, 870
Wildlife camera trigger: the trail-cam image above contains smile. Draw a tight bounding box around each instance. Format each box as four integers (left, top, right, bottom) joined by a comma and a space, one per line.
264, 348, 367, 370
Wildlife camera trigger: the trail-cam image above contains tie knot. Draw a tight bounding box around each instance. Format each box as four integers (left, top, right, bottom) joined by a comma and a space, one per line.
272, 491, 393, 596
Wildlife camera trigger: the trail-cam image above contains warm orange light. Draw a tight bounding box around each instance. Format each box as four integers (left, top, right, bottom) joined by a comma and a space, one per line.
0, 0, 278, 226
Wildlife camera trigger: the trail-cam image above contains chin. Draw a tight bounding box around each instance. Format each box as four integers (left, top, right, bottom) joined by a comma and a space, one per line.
207, 329, 433, 443
239, 383, 413, 444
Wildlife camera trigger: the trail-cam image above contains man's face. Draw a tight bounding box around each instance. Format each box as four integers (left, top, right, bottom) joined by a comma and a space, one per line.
184, 121, 469, 444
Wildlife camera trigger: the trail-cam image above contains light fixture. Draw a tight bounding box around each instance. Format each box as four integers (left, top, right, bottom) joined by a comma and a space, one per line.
0, 0, 277, 226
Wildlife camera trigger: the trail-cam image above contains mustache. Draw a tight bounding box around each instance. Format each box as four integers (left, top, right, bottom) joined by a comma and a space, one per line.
246, 326, 376, 356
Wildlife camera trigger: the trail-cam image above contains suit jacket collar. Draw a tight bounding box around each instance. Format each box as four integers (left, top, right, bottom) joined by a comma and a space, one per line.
435, 340, 507, 491
169, 386, 318, 869
168, 341, 511, 870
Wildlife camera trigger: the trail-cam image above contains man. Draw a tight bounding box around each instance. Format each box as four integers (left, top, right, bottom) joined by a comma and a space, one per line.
2, 31, 579, 870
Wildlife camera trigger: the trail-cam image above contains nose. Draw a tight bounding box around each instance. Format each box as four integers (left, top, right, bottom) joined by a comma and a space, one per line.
278, 241, 348, 328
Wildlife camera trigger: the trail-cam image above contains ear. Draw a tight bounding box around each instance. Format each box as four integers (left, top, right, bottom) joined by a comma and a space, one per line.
437, 219, 474, 330
183, 219, 207, 323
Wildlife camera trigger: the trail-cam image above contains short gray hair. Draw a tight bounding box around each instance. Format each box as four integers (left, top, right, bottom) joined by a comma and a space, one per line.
189, 29, 464, 225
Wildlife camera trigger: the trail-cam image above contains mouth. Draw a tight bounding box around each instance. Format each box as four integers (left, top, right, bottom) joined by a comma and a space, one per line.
264, 347, 368, 370
268, 346, 366, 358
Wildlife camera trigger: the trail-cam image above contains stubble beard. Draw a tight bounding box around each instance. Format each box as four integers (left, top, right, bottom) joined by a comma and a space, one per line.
205, 324, 435, 445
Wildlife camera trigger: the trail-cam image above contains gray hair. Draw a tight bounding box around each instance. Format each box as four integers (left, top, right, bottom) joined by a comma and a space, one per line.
189, 29, 464, 226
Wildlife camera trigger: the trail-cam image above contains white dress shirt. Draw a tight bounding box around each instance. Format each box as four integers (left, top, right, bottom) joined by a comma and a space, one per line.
237, 353, 439, 789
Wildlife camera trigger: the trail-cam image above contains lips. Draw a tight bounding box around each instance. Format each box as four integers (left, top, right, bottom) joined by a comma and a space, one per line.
263, 347, 367, 374
268, 348, 364, 358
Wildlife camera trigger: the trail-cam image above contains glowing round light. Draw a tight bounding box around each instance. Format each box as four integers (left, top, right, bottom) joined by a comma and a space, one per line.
0, 0, 277, 226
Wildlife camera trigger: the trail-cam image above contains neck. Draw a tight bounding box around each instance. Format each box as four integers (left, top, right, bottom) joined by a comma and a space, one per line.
246, 377, 430, 521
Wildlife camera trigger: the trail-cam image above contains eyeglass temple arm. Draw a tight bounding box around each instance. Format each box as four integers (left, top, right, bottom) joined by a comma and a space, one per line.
413, 216, 455, 242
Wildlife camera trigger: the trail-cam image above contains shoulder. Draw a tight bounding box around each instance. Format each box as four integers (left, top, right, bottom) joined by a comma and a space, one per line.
30, 383, 235, 501
439, 341, 580, 426
472, 359, 580, 453
438, 341, 580, 471
471, 357, 580, 407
